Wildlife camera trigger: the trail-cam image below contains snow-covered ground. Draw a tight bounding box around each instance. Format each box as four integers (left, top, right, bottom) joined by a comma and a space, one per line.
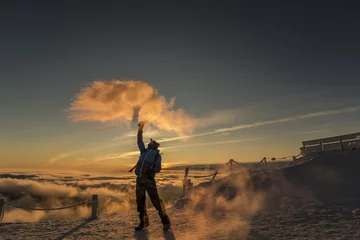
1, 198, 360, 240
2, 155, 360, 240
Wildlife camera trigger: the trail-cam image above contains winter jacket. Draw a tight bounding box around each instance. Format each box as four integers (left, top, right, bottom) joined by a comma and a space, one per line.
134, 131, 162, 177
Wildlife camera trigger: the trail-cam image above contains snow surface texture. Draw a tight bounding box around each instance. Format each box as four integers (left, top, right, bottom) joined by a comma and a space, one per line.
2, 151, 360, 239
1, 198, 360, 240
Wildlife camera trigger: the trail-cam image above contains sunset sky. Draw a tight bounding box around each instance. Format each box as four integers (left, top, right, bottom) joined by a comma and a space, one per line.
1, 2, 359, 169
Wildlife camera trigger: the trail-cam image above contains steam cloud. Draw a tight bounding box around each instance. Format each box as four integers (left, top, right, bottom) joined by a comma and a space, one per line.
180, 168, 266, 239
68, 80, 196, 136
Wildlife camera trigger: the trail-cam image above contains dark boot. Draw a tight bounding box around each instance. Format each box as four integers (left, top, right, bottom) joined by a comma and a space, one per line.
135, 214, 149, 231
134, 222, 149, 231
160, 214, 171, 232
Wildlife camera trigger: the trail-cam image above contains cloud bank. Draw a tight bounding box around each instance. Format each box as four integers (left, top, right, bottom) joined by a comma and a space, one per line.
68, 80, 195, 136
0, 171, 183, 222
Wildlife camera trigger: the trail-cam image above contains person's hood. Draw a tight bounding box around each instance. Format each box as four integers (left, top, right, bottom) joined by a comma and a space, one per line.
148, 139, 160, 149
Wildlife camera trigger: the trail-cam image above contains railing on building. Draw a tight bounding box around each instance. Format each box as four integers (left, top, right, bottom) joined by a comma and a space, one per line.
301, 132, 360, 156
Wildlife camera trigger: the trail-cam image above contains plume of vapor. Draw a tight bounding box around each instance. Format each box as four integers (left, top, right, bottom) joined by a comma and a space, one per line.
178, 168, 266, 240
68, 80, 195, 136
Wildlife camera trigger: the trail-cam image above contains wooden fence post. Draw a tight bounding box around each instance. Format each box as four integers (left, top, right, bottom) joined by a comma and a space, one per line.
0, 198, 5, 221
182, 168, 190, 197
187, 179, 193, 195
91, 195, 98, 219
340, 138, 344, 151
184, 167, 189, 178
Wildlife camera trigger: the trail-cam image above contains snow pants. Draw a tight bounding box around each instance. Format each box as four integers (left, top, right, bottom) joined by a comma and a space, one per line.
136, 174, 170, 225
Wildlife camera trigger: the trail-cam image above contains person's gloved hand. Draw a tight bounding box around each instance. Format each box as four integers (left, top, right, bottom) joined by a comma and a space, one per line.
138, 121, 148, 132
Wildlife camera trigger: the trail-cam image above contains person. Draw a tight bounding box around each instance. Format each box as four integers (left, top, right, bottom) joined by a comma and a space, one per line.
133, 121, 171, 231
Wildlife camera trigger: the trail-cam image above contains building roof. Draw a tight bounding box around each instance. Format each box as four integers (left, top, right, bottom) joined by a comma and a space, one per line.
302, 132, 360, 147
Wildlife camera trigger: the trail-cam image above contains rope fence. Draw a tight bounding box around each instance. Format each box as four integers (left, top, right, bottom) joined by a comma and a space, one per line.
180, 152, 307, 198
0, 195, 99, 223
188, 159, 250, 179
6, 200, 93, 211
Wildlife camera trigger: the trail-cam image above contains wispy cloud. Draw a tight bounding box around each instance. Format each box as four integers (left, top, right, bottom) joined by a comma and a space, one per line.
53, 106, 359, 166
158, 106, 360, 143
81, 138, 261, 165
49, 134, 136, 164
165, 138, 263, 150
48, 149, 83, 163
77, 151, 142, 166
299, 129, 329, 135
195, 108, 241, 128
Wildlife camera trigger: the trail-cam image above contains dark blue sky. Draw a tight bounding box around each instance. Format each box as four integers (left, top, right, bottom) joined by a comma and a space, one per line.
1, 1, 360, 168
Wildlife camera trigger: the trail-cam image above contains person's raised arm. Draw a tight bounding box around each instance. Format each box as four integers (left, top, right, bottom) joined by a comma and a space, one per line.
137, 121, 147, 153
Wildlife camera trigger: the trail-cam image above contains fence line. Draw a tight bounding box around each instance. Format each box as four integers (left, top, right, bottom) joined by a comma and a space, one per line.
181, 152, 306, 198
188, 158, 250, 179
6, 200, 93, 211
0, 195, 98, 223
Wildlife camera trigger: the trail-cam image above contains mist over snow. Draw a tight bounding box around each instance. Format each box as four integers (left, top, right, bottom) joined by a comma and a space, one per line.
0, 169, 184, 222
0, 165, 270, 239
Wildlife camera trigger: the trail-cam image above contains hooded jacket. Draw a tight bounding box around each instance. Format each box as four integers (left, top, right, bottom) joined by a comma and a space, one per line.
134, 131, 162, 177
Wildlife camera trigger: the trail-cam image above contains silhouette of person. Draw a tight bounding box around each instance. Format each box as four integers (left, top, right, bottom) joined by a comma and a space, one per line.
133, 121, 171, 231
